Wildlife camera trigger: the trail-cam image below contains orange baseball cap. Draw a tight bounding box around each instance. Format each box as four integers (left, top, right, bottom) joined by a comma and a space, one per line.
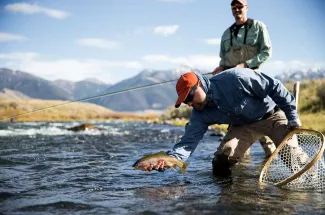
175, 72, 198, 108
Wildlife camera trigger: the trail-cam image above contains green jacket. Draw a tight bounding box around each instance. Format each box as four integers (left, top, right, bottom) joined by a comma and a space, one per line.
219, 19, 272, 69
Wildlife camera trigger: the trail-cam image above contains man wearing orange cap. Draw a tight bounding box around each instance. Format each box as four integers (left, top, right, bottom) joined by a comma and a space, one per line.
149, 68, 301, 177
212, 0, 274, 157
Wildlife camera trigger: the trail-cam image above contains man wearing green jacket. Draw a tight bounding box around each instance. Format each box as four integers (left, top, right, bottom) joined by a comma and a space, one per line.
212, 0, 275, 156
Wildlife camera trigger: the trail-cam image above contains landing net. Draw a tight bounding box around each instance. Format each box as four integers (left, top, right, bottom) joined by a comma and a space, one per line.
259, 129, 325, 190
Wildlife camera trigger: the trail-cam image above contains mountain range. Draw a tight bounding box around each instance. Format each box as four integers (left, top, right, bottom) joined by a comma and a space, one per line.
0, 67, 187, 111
90, 69, 182, 111
274, 68, 325, 83
0, 68, 74, 100
1, 66, 324, 112
53, 78, 110, 100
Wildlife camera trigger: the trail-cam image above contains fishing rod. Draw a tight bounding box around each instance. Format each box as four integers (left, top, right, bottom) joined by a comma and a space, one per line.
0, 71, 213, 122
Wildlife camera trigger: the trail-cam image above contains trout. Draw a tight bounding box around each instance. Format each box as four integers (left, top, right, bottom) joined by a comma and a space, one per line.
132, 151, 190, 175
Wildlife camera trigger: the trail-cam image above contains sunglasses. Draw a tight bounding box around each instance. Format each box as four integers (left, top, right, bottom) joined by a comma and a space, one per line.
231, 5, 245, 10
183, 84, 198, 104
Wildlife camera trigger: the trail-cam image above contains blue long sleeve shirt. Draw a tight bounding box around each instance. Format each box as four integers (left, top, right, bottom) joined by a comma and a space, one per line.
168, 68, 298, 161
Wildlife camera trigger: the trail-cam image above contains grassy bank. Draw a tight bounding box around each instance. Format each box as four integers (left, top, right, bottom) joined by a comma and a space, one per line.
299, 113, 325, 133
0, 99, 159, 122
156, 112, 325, 134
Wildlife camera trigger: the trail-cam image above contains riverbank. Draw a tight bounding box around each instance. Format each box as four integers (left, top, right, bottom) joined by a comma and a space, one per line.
1, 98, 324, 134
0, 99, 159, 122
153, 112, 325, 134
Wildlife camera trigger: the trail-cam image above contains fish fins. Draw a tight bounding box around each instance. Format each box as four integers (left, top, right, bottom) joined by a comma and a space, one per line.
180, 162, 190, 175
171, 164, 177, 171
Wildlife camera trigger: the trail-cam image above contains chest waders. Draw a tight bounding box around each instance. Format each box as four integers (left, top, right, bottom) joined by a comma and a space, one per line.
224, 19, 259, 70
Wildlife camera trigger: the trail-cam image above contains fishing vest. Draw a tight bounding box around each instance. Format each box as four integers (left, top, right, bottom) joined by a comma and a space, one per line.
224, 19, 259, 69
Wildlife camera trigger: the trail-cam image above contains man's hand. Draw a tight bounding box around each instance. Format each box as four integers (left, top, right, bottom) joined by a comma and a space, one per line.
236, 63, 248, 68
147, 160, 169, 172
287, 118, 302, 130
212, 66, 224, 75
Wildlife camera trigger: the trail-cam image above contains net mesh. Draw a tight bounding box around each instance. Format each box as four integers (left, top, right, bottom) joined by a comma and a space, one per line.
259, 129, 325, 190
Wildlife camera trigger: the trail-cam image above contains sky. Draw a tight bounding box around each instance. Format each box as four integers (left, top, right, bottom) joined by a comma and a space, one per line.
0, 0, 324, 84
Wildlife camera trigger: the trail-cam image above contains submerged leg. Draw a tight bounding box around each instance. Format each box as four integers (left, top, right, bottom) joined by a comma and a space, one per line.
259, 136, 276, 157
212, 125, 262, 177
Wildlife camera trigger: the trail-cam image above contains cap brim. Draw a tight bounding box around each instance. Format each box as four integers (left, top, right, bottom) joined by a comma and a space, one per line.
174, 88, 190, 108
231, 0, 245, 5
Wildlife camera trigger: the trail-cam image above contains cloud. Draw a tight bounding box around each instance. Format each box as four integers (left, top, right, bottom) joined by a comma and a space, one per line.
133, 26, 153, 35
2, 52, 323, 84
0, 32, 27, 42
0, 52, 142, 83
260, 60, 325, 77
5, 3, 70, 19
153, 25, 179, 37
142, 55, 325, 75
76, 38, 119, 49
143, 54, 220, 69
142, 55, 171, 62
141, 55, 325, 78
204, 38, 221, 45
0, 52, 38, 60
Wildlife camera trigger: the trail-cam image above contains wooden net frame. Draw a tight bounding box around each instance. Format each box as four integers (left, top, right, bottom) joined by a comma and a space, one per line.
259, 129, 325, 190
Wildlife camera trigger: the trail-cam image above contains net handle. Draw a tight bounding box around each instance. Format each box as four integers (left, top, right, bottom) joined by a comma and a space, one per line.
293, 81, 300, 107
259, 128, 325, 186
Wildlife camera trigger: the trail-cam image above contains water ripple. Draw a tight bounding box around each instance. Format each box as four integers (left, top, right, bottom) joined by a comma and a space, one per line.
0, 121, 325, 214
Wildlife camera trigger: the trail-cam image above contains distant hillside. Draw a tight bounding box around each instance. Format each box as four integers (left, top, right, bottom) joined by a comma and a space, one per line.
0, 68, 111, 101
0, 88, 30, 99
92, 69, 184, 111
53, 78, 110, 100
0, 67, 185, 111
0, 68, 73, 100
275, 68, 325, 82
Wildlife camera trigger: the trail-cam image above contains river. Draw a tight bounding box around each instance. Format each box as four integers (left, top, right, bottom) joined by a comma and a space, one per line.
1, 121, 324, 214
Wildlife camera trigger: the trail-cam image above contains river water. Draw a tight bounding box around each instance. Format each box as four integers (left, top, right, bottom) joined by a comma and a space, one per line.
1, 121, 324, 214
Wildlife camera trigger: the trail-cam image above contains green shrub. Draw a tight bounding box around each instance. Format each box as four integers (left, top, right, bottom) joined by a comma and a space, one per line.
161, 105, 192, 120
316, 83, 325, 108
287, 79, 325, 113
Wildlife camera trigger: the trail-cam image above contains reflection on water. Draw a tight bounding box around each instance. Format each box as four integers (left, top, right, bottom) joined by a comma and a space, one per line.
136, 184, 189, 200
0, 121, 324, 214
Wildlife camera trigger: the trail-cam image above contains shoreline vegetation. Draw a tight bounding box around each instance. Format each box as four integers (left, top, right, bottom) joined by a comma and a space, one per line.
0, 99, 159, 122
0, 79, 324, 133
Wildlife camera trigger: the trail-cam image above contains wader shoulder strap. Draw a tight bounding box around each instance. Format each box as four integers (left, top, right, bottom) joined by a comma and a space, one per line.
243, 18, 254, 44
230, 18, 254, 46
229, 23, 236, 47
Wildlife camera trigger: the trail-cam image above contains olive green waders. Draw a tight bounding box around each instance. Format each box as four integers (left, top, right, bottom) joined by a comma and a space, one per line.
212, 110, 288, 177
